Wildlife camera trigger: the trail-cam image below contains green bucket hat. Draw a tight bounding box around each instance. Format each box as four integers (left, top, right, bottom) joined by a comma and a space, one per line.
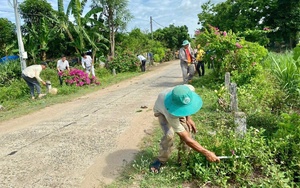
164, 85, 203, 117
182, 40, 190, 46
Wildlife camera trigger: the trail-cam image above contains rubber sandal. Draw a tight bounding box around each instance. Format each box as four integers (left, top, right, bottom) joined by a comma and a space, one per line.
149, 159, 163, 173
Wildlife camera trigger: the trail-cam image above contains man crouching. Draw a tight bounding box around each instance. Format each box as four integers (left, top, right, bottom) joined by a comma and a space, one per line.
150, 85, 220, 173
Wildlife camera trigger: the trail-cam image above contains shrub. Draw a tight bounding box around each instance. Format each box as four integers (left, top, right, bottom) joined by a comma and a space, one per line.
237, 29, 270, 46
247, 112, 279, 138
266, 52, 300, 107
107, 52, 139, 73
0, 79, 28, 102
0, 60, 22, 86
153, 54, 160, 62
152, 47, 165, 62
183, 127, 293, 187
270, 113, 300, 183
238, 71, 287, 114
59, 68, 100, 86
195, 26, 268, 85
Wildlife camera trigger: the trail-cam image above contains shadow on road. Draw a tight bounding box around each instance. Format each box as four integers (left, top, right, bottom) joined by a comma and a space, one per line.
102, 149, 139, 180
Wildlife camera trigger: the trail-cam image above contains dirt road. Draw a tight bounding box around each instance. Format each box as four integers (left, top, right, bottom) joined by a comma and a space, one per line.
0, 60, 183, 188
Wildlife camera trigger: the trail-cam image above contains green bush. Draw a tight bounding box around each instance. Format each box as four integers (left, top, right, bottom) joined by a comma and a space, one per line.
153, 54, 160, 62
266, 52, 300, 107
107, 52, 139, 73
196, 26, 268, 85
238, 71, 287, 114
152, 47, 165, 62
183, 127, 293, 187
0, 79, 28, 102
237, 29, 270, 46
247, 112, 279, 138
270, 113, 300, 183
0, 60, 22, 86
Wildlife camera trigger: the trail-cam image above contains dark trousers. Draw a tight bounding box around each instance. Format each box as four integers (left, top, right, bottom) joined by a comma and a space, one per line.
22, 74, 41, 97
58, 75, 63, 85
141, 60, 146, 72
196, 61, 205, 76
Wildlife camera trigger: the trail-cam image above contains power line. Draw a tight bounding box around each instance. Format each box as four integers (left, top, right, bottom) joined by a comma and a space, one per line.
152, 19, 165, 28
0, 10, 14, 13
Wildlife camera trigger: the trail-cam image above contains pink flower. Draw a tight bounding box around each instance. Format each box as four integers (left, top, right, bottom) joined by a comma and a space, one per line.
236, 43, 242, 49
223, 31, 227, 37
231, 150, 235, 155
263, 27, 270, 31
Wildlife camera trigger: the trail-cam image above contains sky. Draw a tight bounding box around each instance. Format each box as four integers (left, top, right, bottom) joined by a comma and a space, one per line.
0, 0, 225, 36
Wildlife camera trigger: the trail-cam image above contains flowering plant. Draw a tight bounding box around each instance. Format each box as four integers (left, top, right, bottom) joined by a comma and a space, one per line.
59, 68, 100, 86
195, 25, 268, 85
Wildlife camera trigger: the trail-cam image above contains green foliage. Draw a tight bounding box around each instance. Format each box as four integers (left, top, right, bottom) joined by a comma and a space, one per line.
117, 28, 148, 54
238, 71, 287, 114
198, 0, 300, 49
266, 52, 300, 106
0, 80, 28, 103
19, 0, 54, 29
0, 61, 22, 87
107, 52, 139, 73
184, 127, 292, 187
91, 0, 133, 57
153, 24, 190, 50
271, 113, 300, 183
196, 26, 268, 85
237, 29, 270, 46
247, 113, 279, 138
293, 43, 300, 62
152, 47, 165, 63
0, 18, 17, 57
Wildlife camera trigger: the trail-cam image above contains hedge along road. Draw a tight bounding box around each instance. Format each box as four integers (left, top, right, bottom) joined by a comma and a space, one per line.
0, 60, 184, 188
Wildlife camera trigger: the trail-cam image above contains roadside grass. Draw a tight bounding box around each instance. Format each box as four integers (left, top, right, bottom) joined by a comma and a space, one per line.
0, 69, 141, 122
107, 65, 299, 188
106, 69, 231, 188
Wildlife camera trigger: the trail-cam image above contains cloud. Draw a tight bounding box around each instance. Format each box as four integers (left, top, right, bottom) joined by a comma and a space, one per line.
0, 0, 226, 36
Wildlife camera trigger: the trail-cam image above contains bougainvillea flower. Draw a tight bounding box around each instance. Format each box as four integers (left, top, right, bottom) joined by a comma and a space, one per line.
236, 43, 243, 49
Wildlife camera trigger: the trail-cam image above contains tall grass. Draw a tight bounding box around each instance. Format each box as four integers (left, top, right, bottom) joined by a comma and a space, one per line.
265, 52, 300, 107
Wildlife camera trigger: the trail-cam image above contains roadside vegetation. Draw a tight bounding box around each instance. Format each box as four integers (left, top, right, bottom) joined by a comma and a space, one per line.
0, 0, 299, 187
107, 20, 299, 188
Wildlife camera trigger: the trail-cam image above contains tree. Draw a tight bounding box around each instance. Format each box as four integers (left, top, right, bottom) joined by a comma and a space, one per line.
153, 24, 190, 50
0, 18, 17, 57
91, 0, 133, 57
263, 0, 300, 48
197, 0, 300, 48
19, 0, 53, 31
19, 0, 54, 60
118, 28, 148, 54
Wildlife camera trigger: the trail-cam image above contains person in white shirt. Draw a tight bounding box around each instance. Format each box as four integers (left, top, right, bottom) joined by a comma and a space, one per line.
57, 54, 70, 85
81, 53, 95, 76
137, 54, 147, 72
21, 62, 47, 99
150, 85, 220, 173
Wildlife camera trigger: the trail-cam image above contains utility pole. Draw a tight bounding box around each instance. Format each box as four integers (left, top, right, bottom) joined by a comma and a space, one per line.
150, 16, 153, 40
13, 0, 27, 71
